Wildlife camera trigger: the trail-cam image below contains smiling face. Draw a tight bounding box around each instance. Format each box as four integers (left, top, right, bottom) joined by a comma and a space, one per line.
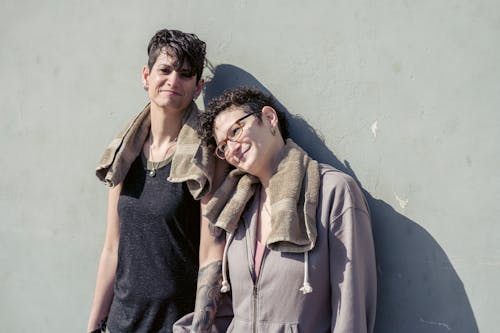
213, 105, 283, 180
142, 48, 203, 113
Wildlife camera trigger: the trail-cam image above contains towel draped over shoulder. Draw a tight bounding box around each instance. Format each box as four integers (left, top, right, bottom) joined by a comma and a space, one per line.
95, 106, 321, 252
95, 101, 214, 200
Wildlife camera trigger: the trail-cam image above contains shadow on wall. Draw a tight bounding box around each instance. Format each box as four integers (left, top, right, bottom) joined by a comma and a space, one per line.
203, 63, 479, 333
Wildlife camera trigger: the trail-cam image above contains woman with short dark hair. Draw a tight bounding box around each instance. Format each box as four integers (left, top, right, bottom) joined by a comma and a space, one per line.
87, 29, 209, 333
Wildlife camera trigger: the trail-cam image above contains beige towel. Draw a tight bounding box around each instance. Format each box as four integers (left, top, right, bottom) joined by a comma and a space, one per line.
96, 103, 151, 188
95, 106, 319, 252
205, 139, 320, 253
95, 101, 214, 199
168, 104, 214, 199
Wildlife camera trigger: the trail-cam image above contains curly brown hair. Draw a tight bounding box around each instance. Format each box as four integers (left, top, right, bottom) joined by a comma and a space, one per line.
147, 29, 206, 82
197, 87, 288, 150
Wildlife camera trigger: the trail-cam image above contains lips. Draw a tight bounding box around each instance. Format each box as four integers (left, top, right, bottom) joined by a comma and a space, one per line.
235, 145, 250, 162
226, 143, 246, 164
160, 89, 181, 96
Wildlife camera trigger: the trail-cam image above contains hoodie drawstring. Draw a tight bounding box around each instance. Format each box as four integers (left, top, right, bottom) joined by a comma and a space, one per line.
221, 231, 313, 295
220, 232, 234, 293
299, 251, 313, 294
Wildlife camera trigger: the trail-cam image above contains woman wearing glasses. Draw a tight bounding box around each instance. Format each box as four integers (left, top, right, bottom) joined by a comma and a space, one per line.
188, 87, 377, 333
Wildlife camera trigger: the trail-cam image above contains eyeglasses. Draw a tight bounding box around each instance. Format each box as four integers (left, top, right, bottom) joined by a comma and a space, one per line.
215, 111, 259, 160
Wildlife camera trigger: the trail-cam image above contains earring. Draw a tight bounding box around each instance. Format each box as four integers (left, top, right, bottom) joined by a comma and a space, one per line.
270, 127, 276, 136
143, 85, 149, 91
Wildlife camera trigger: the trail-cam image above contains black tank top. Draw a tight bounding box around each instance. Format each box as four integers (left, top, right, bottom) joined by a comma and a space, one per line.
107, 154, 200, 333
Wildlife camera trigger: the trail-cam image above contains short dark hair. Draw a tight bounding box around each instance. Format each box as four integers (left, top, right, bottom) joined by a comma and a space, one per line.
147, 29, 206, 82
198, 87, 288, 150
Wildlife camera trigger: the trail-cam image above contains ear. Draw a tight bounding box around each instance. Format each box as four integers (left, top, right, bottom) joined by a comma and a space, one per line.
193, 79, 205, 100
262, 106, 279, 127
142, 65, 150, 90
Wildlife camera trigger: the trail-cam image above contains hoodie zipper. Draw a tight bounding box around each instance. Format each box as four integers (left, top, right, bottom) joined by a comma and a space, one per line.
250, 187, 268, 333
251, 249, 268, 333
252, 285, 258, 333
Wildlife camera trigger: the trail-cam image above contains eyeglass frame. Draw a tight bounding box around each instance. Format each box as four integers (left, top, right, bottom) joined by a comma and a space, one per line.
214, 110, 261, 160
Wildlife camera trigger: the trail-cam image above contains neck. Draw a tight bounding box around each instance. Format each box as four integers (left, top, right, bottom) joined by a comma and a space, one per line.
149, 103, 188, 145
258, 172, 272, 189
256, 139, 286, 187
260, 182, 270, 198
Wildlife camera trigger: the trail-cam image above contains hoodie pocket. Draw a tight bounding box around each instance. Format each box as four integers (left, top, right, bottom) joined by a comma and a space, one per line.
257, 322, 299, 333
226, 317, 250, 332
258, 321, 299, 333
227, 317, 299, 333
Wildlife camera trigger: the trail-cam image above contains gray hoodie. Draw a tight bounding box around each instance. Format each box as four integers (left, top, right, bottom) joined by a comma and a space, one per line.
175, 164, 376, 332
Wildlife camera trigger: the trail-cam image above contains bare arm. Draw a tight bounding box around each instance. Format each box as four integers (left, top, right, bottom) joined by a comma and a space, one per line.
191, 260, 223, 333
190, 159, 228, 333
87, 184, 122, 332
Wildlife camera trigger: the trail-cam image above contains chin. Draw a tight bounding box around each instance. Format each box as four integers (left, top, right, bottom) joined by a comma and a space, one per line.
157, 100, 188, 112
231, 149, 260, 175
232, 160, 250, 173
236, 162, 257, 176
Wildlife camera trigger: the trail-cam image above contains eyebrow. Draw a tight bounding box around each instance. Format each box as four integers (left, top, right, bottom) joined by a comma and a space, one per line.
214, 122, 232, 145
157, 61, 192, 70
157, 63, 173, 68
215, 112, 253, 142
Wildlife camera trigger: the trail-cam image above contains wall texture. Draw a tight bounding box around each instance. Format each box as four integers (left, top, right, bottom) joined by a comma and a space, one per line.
1, 0, 498, 332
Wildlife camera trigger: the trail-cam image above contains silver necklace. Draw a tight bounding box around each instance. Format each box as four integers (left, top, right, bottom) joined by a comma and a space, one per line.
148, 136, 177, 177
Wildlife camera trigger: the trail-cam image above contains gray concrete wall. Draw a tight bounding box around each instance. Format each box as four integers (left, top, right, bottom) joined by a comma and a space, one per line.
1, 0, 498, 331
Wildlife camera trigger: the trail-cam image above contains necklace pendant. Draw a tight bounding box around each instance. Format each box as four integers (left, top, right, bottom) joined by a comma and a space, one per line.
149, 169, 156, 177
